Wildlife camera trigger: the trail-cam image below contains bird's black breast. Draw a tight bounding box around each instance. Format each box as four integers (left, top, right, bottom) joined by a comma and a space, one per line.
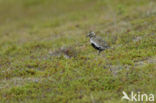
91, 43, 103, 51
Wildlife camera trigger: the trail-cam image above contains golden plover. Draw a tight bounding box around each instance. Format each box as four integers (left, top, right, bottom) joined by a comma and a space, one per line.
87, 31, 110, 54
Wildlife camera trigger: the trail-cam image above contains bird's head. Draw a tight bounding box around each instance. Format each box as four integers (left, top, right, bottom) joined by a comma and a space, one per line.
87, 31, 96, 38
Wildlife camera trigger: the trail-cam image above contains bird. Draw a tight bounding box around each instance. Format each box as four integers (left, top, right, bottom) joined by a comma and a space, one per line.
87, 31, 110, 55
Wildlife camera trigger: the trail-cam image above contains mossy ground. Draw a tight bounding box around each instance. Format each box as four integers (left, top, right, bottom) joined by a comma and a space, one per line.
0, 0, 156, 103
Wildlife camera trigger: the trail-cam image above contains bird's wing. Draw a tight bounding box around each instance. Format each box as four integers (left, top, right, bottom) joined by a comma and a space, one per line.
95, 37, 109, 48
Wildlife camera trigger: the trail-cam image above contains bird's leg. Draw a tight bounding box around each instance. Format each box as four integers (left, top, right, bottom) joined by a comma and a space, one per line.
98, 50, 101, 55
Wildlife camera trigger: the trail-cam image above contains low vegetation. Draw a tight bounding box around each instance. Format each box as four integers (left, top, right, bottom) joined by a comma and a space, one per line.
0, 0, 156, 102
